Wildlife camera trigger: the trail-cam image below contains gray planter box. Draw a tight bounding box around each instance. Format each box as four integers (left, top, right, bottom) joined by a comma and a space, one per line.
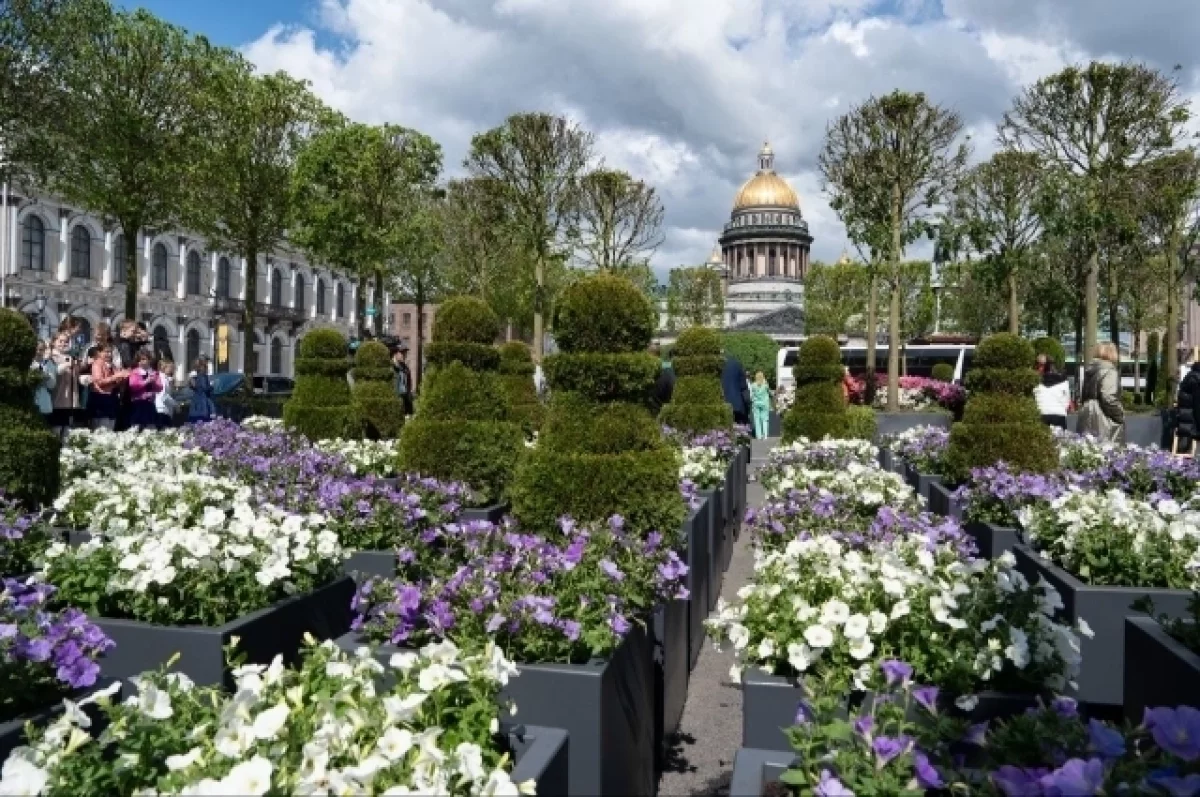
873, 411, 952, 442
964, 520, 1020, 560
461, 503, 508, 524
379, 477, 400, 489
1067, 413, 1164, 448
339, 625, 655, 797
684, 502, 712, 670
94, 576, 356, 688
700, 487, 724, 612
730, 747, 795, 797
902, 461, 944, 502
0, 680, 121, 761
878, 447, 895, 473
927, 482, 960, 519
768, 411, 781, 438
507, 724, 570, 796
343, 550, 396, 581
1124, 617, 1200, 722
652, 598, 690, 762
1013, 545, 1191, 707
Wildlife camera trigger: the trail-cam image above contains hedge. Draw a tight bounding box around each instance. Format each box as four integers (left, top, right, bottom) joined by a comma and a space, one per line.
282, 328, 353, 440
352, 341, 404, 440
781, 336, 849, 444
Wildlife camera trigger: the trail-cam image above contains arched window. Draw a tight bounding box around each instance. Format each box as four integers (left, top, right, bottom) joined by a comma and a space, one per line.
270, 337, 282, 374
336, 283, 345, 318
20, 216, 45, 271
217, 257, 231, 298
152, 243, 169, 290
316, 279, 326, 316
185, 328, 201, 369
70, 226, 91, 279
270, 269, 282, 307
186, 250, 202, 296
294, 273, 305, 312
112, 234, 126, 284
152, 325, 173, 362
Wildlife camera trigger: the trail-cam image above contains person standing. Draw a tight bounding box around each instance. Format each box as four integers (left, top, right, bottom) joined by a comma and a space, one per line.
750, 370, 772, 439
1175, 349, 1200, 450
721, 353, 751, 426
187, 356, 216, 423
49, 332, 82, 440
128, 351, 162, 430
154, 359, 178, 428
31, 340, 56, 425
391, 343, 414, 415
1033, 362, 1072, 429
88, 345, 128, 430
1078, 342, 1125, 443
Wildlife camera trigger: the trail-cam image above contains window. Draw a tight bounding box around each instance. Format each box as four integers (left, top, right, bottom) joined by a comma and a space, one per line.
70, 226, 91, 279
270, 268, 282, 307
316, 279, 326, 315
402, 312, 412, 326
113, 234, 126, 284
186, 251, 202, 296
152, 243, 169, 290
336, 283, 345, 318
186, 328, 201, 369
20, 216, 45, 271
152, 326, 172, 362
270, 338, 282, 374
294, 273, 305, 312
217, 257, 231, 298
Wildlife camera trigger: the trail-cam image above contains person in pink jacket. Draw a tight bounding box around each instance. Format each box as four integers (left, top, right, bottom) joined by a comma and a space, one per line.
127, 350, 162, 430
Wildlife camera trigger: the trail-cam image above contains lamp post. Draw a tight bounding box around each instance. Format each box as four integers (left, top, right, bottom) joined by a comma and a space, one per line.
34, 291, 47, 341
930, 259, 944, 335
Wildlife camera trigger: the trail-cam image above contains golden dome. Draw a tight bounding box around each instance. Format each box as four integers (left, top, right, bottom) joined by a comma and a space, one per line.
732, 141, 800, 212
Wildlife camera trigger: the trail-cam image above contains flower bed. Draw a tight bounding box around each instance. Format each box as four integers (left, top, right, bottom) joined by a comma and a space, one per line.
0, 497, 54, 578
848, 374, 966, 415
882, 425, 952, 479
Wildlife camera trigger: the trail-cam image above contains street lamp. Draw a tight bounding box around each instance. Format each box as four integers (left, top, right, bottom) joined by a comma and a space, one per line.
34, 291, 48, 341
930, 260, 944, 335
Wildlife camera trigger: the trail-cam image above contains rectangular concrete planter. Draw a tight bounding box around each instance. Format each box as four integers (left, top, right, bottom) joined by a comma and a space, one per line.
731, 747, 795, 797
507, 724, 570, 796
461, 503, 508, 524
729, 452, 747, 546
1013, 545, 1192, 707
339, 625, 656, 797
94, 576, 356, 688
878, 447, 895, 473
1124, 617, 1200, 723
343, 550, 397, 581
768, 410, 781, 438
902, 461, 945, 503
1067, 412, 1165, 448
927, 482, 960, 519
873, 411, 952, 442
652, 597, 690, 763
964, 520, 1021, 560
684, 502, 712, 670
700, 487, 724, 612
0, 679, 121, 761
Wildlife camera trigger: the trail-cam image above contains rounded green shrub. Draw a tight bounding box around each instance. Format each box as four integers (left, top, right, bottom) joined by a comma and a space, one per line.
426, 342, 501, 372
498, 341, 536, 375
845, 405, 877, 441
721, 331, 779, 387
782, 337, 850, 444
1032, 336, 1066, 370
672, 355, 724, 378
540, 394, 664, 455
397, 362, 523, 505
432, 296, 500, 345
283, 328, 354, 440
543, 352, 658, 405
797, 335, 841, 367
497, 342, 543, 434
352, 341, 404, 440
946, 332, 1055, 481
931, 362, 955, 383
553, 274, 655, 354
0, 309, 59, 508
657, 325, 733, 434
673, 327, 722, 357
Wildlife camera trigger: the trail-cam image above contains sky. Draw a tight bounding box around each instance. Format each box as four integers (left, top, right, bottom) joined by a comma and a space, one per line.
129, 0, 1200, 278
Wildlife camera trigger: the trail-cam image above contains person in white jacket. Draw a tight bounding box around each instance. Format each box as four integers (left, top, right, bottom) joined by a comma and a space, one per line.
154, 359, 178, 429
1033, 364, 1072, 429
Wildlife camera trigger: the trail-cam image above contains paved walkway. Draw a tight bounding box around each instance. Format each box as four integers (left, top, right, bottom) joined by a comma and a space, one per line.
657, 437, 776, 796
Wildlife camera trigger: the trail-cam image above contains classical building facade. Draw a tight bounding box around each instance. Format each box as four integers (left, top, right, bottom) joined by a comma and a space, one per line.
0, 192, 367, 381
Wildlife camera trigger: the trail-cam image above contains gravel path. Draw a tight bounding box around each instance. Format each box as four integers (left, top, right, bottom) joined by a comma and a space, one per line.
657, 437, 776, 797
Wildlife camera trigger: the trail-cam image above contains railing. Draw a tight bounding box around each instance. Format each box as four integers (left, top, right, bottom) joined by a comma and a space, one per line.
212, 297, 308, 324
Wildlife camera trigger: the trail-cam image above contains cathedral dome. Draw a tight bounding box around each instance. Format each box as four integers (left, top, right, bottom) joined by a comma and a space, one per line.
732, 142, 800, 212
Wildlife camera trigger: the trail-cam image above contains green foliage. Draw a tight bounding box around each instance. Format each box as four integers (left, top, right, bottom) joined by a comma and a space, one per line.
974, 332, 1035, 370
673, 326, 722, 357
0, 404, 60, 509
671, 376, 724, 404
964, 368, 1041, 396
796, 364, 847, 386
543, 352, 658, 405
425, 342, 501, 372
845, 405, 877, 441
665, 266, 724, 330
782, 382, 849, 443
659, 403, 734, 434
354, 341, 392, 369
798, 335, 842, 368
721, 332, 779, 386
432, 296, 500, 345
283, 329, 353, 440
300, 329, 351, 360
805, 260, 869, 338
0, 310, 35, 371
672, 355, 724, 378
1032, 336, 1066, 369
411, 363, 509, 421
350, 342, 403, 440
497, 341, 535, 375
540, 394, 664, 454
553, 273, 655, 354
931, 362, 954, 383
498, 372, 543, 434
946, 420, 1057, 478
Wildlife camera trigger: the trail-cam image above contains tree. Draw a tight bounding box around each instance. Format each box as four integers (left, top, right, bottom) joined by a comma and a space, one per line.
47, 6, 214, 318
1117, 253, 1169, 393
999, 61, 1190, 358
193, 59, 324, 372
291, 122, 442, 338
820, 90, 968, 410
465, 113, 594, 360
391, 188, 447, 388
665, 266, 724, 330
573, 168, 664, 271
958, 151, 1044, 333
897, 261, 936, 344
804, 259, 868, 338
942, 259, 1009, 340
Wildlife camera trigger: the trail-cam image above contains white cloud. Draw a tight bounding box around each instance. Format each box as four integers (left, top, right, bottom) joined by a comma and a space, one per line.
240, 0, 1200, 276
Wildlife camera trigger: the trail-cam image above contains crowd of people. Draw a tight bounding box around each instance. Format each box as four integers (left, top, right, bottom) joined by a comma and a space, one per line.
29, 316, 216, 439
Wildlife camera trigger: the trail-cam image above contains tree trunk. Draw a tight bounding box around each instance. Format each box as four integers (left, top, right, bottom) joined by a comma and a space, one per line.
1074, 298, 1085, 386
122, 221, 141, 320
888, 278, 900, 411
1084, 248, 1099, 360
866, 274, 877, 405
356, 277, 368, 338
370, 268, 383, 337
1107, 264, 1121, 349
1007, 269, 1020, 335
1133, 325, 1141, 394
413, 277, 425, 391
532, 248, 545, 361
241, 247, 258, 376
1165, 252, 1181, 401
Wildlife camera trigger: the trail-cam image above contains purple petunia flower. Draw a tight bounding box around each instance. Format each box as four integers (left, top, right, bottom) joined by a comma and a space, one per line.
794, 700, 814, 725
599, 559, 625, 582
1145, 707, 1200, 762
992, 766, 1050, 797
852, 714, 873, 739
964, 721, 988, 747
1039, 758, 1105, 796
1087, 718, 1126, 758
872, 735, 911, 767
880, 659, 913, 687
913, 752, 943, 789
610, 614, 632, 636
1147, 771, 1200, 797
912, 685, 939, 715
814, 769, 855, 797
1051, 696, 1078, 718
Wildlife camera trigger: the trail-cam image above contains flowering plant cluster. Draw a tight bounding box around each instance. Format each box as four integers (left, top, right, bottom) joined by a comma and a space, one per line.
0, 495, 54, 578
661, 426, 738, 463
882, 425, 952, 477
780, 660, 1200, 797
953, 464, 1066, 527
1, 637, 535, 796
1, 578, 113, 723
680, 479, 701, 512
848, 374, 966, 414
1066, 445, 1200, 503
314, 437, 404, 478
1053, 426, 1113, 472
679, 445, 727, 491
1018, 489, 1200, 590
775, 383, 796, 413
60, 427, 209, 485
240, 415, 284, 432
756, 439, 880, 497
352, 516, 689, 665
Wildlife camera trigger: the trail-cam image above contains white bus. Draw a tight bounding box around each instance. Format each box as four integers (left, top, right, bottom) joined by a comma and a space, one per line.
776, 343, 975, 389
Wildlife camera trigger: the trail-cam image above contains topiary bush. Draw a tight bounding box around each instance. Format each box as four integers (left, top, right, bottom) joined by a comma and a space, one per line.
283, 328, 354, 440
397, 299, 523, 506
513, 274, 684, 539
0, 309, 60, 507
496, 341, 544, 435
352, 341, 404, 440
931, 362, 955, 383
781, 335, 849, 443
945, 333, 1056, 481
1032, 336, 1066, 370
845, 405, 877, 441
659, 326, 733, 434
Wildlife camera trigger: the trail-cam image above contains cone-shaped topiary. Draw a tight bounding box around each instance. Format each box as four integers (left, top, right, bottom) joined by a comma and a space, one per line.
352, 341, 404, 440
782, 335, 850, 443
659, 326, 732, 433
397, 297, 523, 506
512, 273, 683, 539
497, 341, 544, 436
946, 332, 1057, 480
0, 309, 60, 507
283, 328, 354, 440
931, 362, 955, 383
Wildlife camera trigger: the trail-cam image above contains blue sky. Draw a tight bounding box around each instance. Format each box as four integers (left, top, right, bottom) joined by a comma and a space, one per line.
125, 1, 315, 47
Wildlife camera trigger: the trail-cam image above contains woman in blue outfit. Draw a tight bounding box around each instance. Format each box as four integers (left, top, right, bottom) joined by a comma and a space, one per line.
187, 355, 216, 423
